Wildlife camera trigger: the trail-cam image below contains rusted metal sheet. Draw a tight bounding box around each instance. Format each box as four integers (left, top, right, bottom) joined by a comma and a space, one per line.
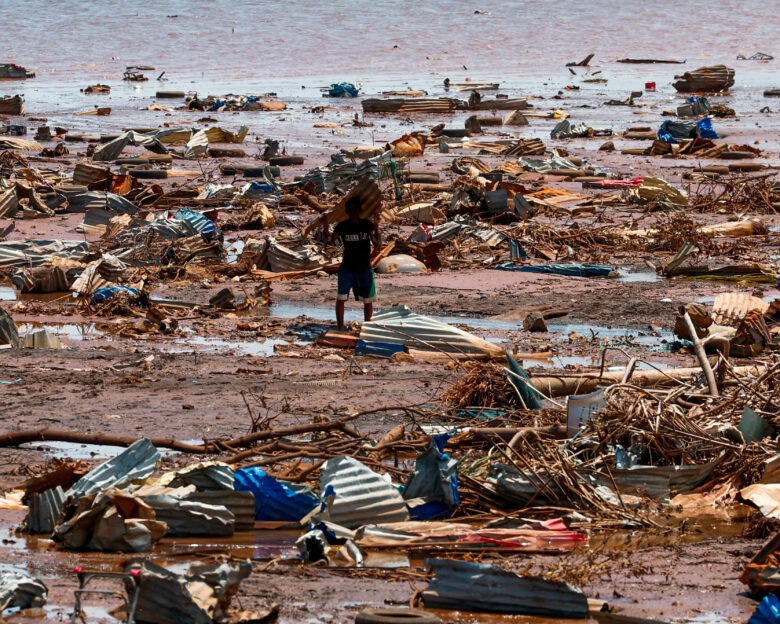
673, 65, 735, 92
0, 94, 24, 115
362, 98, 457, 114
740, 531, 780, 594
319, 456, 409, 528
422, 558, 589, 618
73, 162, 111, 186
712, 292, 769, 326
266, 237, 328, 273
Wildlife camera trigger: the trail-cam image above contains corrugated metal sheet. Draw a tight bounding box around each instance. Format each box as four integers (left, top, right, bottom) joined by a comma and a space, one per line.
360, 306, 503, 356
188, 490, 255, 531
183, 129, 208, 159
72, 162, 111, 186
140, 495, 235, 537
712, 292, 770, 326
0, 186, 19, 218
673, 65, 735, 92
608, 462, 716, 500
0, 240, 90, 268
422, 559, 589, 618
25, 486, 65, 534
319, 456, 409, 529
159, 461, 235, 491
66, 438, 160, 500
0, 137, 41, 150
266, 237, 328, 273
361, 98, 457, 114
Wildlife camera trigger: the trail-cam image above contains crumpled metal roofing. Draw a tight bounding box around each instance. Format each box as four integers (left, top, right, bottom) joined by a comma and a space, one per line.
25, 486, 65, 534
0, 240, 90, 269
422, 558, 589, 618
266, 236, 329, 273
301, 151, 392, 193
712, 292, 770, 326
319, 455, 409, 528
66, 438, 160, 500
360, 306, 503, 356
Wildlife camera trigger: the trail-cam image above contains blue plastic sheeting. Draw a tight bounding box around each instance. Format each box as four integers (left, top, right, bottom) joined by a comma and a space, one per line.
91, 286, 140, 303
355, 339, 405, 359
175, 208, 217, 234
328, 82, 360, 97
495, 262, 613, 278
696, 117, 718, 139
749, 594, 780, 624
658, 118, 717, 143
234, 467, 318, 521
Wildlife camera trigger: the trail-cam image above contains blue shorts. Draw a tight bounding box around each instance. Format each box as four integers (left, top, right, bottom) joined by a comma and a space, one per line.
337, 267, 374, 302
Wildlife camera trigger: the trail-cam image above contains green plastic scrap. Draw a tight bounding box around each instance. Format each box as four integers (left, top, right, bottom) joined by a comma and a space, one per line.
504, 353, 544, 410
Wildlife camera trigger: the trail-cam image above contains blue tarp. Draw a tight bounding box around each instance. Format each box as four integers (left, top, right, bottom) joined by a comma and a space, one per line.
91, 286, 140, 303
404, 435, 460, 520
175, 208, 217, 234
658, 117, 717, 143
234, 467, 319, 522
495, 262, 613, 278
749, 594, 780, 624
327, 82, 360, 97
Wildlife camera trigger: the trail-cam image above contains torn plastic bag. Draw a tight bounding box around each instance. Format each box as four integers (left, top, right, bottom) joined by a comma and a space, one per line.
234, 467, 318, 522
749, 594, 780, 624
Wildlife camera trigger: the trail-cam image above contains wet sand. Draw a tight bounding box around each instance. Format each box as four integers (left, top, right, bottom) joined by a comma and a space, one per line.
1, 1, 780, 622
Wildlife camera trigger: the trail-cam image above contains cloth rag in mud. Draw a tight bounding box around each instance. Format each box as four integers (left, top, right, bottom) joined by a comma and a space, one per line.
234, 467, 319, 522
91, 285, 141, 303
422, 558, 589, 618
494, 263, 613, 278
628, 177, 688, 206
0, 572, 48, 614
404, 438, 459, 520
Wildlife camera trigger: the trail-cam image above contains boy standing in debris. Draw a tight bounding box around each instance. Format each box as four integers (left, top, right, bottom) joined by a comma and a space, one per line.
319, 197, 378, 330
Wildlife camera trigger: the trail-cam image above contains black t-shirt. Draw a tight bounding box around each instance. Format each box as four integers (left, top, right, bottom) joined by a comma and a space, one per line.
335, 218, 374, 271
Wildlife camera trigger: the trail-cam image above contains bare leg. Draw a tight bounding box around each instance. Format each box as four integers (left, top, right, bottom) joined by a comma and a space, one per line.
364, 302, 373, 323
336, 299, 345, 330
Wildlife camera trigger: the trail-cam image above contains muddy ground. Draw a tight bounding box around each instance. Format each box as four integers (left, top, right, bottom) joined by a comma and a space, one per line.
2, 30, 780, 624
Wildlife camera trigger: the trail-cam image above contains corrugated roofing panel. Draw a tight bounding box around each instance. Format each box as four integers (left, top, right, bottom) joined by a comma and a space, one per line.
360, 306, 502, 356
712, 292, 770, 326
422, 558, 589, 618
66, 438, 160, 500
319, 456, 408, 529
25, 486, 65, 534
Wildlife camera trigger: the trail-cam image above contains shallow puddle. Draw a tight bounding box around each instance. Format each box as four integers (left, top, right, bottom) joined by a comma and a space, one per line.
17, 322, 104, 341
